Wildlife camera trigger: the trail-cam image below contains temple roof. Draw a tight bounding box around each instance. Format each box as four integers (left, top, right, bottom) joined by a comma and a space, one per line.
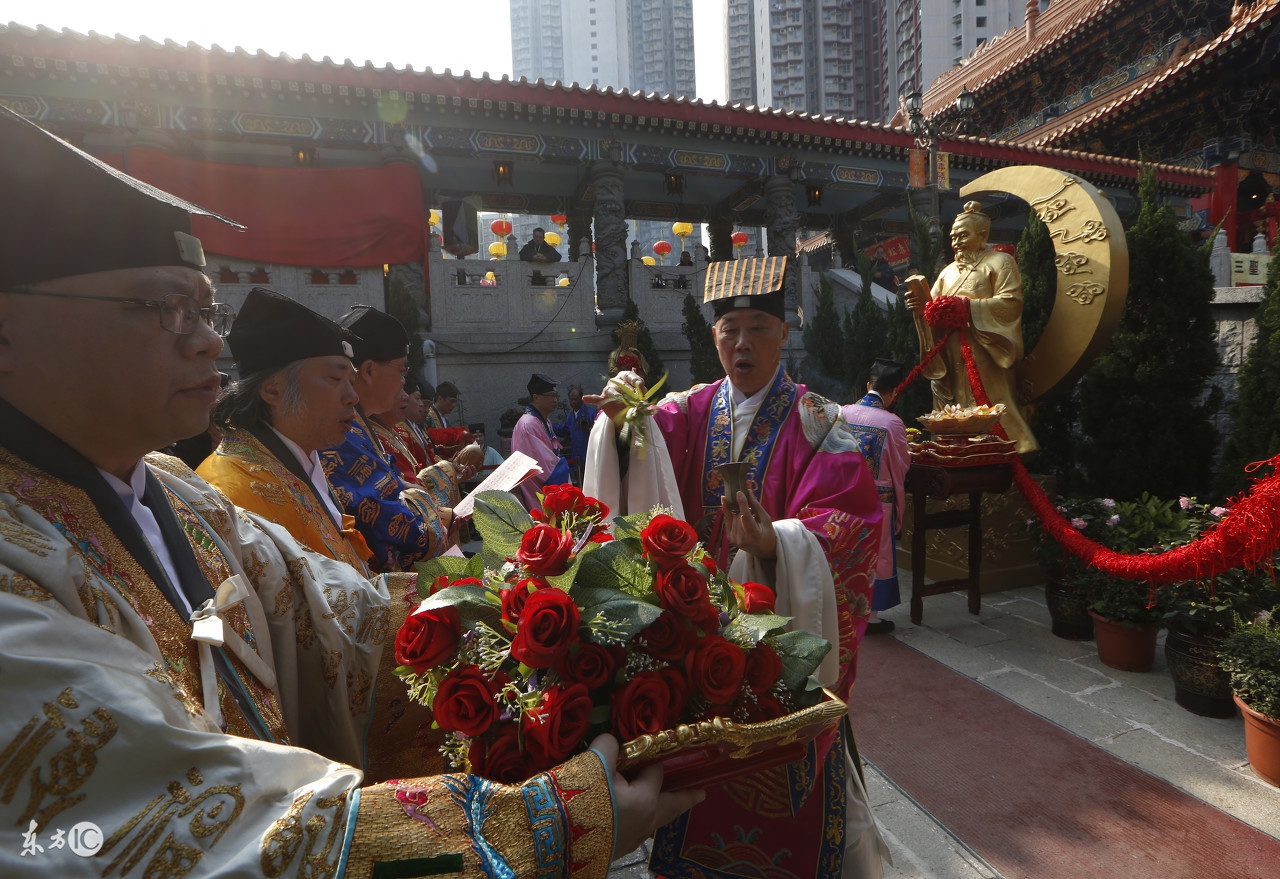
914, 0, 1280, 153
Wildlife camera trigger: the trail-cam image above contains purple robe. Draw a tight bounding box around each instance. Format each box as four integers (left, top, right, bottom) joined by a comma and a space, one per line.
842, 394, 909, 582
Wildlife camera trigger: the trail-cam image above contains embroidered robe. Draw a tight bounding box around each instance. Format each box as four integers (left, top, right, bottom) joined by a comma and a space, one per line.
587, 372, 886, 879
841, 395, 910, 583
511, 409, 562, 512
197, 426, 372, 573
0, 404, 615, 878
321, 414, 454, 572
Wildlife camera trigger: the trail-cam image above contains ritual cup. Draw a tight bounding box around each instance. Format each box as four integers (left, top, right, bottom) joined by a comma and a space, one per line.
715, 462, 750, 514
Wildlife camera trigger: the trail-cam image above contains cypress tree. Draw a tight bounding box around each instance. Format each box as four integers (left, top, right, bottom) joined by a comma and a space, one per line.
1075, 166, 1220, 499
385, 272, 425, 373
1017, 210, 1080, 489
681, 293, 722, 385
841, 281, 888, 394
802, 275, 845, 386
1218, 254, 1280, 497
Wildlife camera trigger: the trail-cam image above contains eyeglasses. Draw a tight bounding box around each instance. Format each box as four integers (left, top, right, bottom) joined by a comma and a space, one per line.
3, 287, 236, 337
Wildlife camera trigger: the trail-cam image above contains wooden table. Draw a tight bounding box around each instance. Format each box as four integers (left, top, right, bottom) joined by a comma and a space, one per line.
905, 462, 1013, 625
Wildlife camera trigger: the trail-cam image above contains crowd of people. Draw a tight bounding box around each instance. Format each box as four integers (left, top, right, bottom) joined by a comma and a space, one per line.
0, 103, 903, 878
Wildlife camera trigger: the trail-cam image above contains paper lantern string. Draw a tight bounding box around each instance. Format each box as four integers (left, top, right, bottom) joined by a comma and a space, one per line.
887, 324, 1280, 585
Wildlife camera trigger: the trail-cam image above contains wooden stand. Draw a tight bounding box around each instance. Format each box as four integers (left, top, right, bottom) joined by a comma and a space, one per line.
906, 462, 1013, 624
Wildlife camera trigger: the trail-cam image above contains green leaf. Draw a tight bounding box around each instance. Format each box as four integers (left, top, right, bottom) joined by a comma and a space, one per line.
610, 511, 649, 543
589, 705, 611, 724
572, 540, 656, 597
414, 555, 473, 594
417, 584, 502, 629
546, 540, 601, 591
572, 586, 663, 641
473, 492, 533, 569
724, 612, 793, 645
465, 552, 486, 579
772, 630, 832, 691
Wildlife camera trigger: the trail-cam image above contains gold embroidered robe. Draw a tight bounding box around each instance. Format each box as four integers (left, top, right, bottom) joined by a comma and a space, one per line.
0, 407, 615, 879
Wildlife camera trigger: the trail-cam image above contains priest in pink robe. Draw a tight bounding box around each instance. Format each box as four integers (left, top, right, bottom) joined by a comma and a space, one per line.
585, 257, 888, 878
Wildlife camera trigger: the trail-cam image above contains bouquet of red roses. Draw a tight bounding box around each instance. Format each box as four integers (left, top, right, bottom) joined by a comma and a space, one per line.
393, 485, 832, 783
425, 426, 474, 459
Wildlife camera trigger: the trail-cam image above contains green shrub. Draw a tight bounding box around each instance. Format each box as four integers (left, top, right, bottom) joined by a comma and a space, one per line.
1220, 611, 1280, 718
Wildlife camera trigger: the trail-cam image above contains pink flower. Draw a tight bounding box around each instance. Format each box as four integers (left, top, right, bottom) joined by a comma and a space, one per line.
1179, 496, 1193, 510
1070, 517, 1088, 530
1211, 506, 1229, 518
1101, 498, 1116, 510
1106, 515, 1120, 527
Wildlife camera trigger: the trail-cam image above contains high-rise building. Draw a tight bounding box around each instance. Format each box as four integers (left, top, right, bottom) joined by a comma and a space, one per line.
509, 0, 698, 257
918, 0, 1032, 97
724, 1, 884, 121
510, 0, 693, 95
881, 0, 921, 120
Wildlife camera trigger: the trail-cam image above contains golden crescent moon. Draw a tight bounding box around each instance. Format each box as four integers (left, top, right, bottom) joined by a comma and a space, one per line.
960, 165, 1128, 404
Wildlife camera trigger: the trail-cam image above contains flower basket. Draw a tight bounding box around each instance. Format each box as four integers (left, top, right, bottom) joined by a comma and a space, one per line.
393, 486, 836, 786
617, 689, 847, 791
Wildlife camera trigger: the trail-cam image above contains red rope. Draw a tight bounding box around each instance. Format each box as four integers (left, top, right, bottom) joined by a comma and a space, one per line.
946, 333, 1280, 583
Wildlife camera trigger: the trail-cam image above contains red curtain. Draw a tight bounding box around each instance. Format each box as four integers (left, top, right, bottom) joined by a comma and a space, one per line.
108, 148, 429, 267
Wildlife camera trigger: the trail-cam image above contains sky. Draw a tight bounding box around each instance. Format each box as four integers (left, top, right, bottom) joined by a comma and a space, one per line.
9, 1, 728, 101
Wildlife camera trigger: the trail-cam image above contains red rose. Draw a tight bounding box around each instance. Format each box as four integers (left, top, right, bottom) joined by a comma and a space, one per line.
654, 563, 711, 617
451, 577, 484, 589
510, 587, 581, 668
740, 581, 776, 614
428, 575, 451, 595
588, 530, 614, 544
698, 552, 717, 576
394, 605, 460, 673
542, 484, 587, 518
640, 610, 695, 662
469, 723, 529, 783
690, 635, 747, 704
611, 670, 675, 742
657, 666, 689, 724
744, 642, 782, 693
517, 524, 575, 576
531, 509, 549, 523
523, 683, 594, 768
501, 577, 548, 624
692, 601, 724, 635
557, 642, 619, 690
583, 496, 611, 522
743, 693, 787, 723
640, 515, 699, 569
433, 665, 500, 737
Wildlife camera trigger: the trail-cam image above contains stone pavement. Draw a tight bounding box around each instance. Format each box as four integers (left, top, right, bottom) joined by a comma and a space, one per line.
608, 584, 1280, 878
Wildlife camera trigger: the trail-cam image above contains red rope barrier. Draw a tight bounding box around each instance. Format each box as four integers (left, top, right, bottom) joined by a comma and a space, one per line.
901, 321, 1280, 584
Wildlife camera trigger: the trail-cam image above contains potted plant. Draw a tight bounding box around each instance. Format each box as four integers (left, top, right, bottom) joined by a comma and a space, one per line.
1218, 609, 1280, 787
1031, 496, 1116, 641
1076, 493, 1194, 672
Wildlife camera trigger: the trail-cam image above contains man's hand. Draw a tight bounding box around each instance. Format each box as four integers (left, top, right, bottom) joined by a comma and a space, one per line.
723, 487, 777, 559
583, 370, 646, 435
903, 284, 927, 312
452, 443, 484, 480
589, 734, 704, 859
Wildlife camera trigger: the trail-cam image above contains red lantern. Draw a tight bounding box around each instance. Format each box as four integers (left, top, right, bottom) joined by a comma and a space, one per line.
731, 231, 749, 247
490, 219, 513, 237
652, 241, 672, 256
550, 214, 568, 229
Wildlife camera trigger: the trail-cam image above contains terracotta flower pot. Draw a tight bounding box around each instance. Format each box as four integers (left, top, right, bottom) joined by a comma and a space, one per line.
1164, 624, 1235, 718
1234, 695, 1280, 788
1045, 577, 1094, 641
1089, 611, 1158, 673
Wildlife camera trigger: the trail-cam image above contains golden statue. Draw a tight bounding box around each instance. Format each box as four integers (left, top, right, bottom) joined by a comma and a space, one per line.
904, 201, 1039, 454
608, 318, 650, 379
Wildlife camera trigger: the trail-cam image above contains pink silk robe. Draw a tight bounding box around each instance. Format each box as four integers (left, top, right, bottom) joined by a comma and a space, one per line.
511, 409, 561, 512
648, 372, 882, 879
842, 395, 910, 580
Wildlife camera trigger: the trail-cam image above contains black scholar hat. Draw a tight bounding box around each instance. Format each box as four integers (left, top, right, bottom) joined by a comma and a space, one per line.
0, 105, 242, 289
702, 256, 789, 321
435, 381, 461, 398
226, 287, 360, 377
338, 306, 410, 364
527, 373, 559, 395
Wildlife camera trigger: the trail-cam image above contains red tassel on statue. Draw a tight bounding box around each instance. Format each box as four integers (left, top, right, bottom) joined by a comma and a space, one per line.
924, 295, 971, 332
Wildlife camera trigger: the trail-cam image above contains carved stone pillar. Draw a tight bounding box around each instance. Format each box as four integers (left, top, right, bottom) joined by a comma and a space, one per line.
591, 161, 629, 327
567, 210, 592, 262
707, 217, 735, 262
763, 175, 800, 323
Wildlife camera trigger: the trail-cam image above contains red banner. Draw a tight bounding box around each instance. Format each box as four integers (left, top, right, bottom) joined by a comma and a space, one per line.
104, 147, 430, 266
865, 236, 912, 265
935, 151, 950, 191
